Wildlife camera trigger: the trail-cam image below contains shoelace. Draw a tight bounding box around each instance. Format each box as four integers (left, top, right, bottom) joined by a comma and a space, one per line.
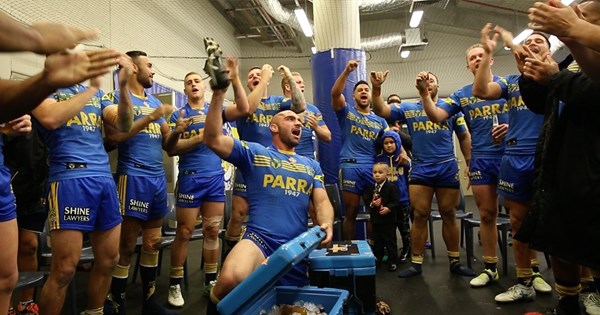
588, 294, 600, 304
170, 286, 181, 295
25, 303, 39, 314
16, 303, 39, 315
508, 285, 524, 294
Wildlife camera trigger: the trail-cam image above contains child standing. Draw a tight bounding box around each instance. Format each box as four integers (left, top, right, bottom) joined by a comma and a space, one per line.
376, 130, 411, 263
363, 163, 400, 271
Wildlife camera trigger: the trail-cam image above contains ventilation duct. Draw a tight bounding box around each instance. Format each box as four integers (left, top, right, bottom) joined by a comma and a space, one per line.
359, 0, 411, 15
257, 0, 303, 34
361, 34, 404, 51
258, 0, 428, 51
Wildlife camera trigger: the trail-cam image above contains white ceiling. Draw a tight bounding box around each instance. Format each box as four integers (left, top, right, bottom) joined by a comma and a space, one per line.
0, 0, 540, 102
232, 0, 538, 100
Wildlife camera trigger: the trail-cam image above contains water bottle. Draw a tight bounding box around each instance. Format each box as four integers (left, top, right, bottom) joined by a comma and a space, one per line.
492, 114, 501, 145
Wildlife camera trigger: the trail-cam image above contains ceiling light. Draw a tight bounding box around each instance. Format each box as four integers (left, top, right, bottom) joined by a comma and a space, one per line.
400, 50, 410, 58
512, 29, 533, 45
409, 10, 424, 28
548, 35, 561, 48
294, 8, 313, 37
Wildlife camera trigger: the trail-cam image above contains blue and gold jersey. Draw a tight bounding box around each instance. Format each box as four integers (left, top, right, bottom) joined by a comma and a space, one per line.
106, 90, 165, 176
337, 104, 389, 167
226, 139, 324, 242
497, 74, 543, 155
440, 77, 509, 159
37, 84, 112, 181
169, 103, 223, 176
236, 95, 288, 146
0, 137, 3, 165
296, 103, 326, 159
390, 99, 467, 164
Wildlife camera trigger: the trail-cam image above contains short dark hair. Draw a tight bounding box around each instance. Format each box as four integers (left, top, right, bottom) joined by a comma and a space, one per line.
387, 94, 401, 103
353, 80, 369, 92
184, 72, 200, 81
248, 66, 261, 73
428, 71, 439, 84
126, 50, 147, 59
527, 32, 551, 49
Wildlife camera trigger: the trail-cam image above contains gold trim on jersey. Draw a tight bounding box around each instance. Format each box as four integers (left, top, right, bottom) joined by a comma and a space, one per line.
190, 115, 206, 124
137, 107, 157, 116
252, 155, 316, 176
276, 149, 295, 155
253, 155, 272, 167
48, 182, 60, 230
132, 92, 148, 100
118, 175, 128, 216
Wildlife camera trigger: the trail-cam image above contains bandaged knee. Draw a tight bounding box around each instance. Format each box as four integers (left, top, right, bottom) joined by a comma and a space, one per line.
203, 216, 222, 250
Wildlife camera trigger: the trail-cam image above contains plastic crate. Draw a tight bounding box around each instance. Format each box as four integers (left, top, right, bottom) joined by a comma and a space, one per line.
218, 226, 349, 315
309, 240, 376, 314
244, 286, 348, 315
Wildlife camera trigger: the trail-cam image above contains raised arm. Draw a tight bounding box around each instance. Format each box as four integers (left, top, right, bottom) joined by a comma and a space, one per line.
473, 24, 503, 100
0, 11, 97, 54
102, 55, 135, 132
247, 64, 273, 113
529, 0, 600, 53
370, 70, 391, 118
115, 57, 134, 132
278, 65, 306, 113
204, 88, 234, 159
416, 72, 449, 123
32, 81, 101, 130
312, 187, 334, 247
331, 60, 359, 111
0, 49, 120, 123
223, 57, 249, 121
494, 25, 529, 75
528, 0, 600, 82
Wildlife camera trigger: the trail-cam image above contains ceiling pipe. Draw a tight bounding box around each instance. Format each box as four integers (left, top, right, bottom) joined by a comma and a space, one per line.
359, 0, 411, 15
361, 33, 404, 51
251, 0, 289, 47
461, 0, 528, 14
258, 0, 409, 51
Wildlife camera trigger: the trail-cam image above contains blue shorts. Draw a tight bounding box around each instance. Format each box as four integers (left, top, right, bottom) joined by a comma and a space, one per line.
0, 167, 16, 222
232, 169, 247, 198
409, 160, 460, 189
175, 173, 225, 208
117, 174, 168, 221
469, 158, 501, 186
47, 176, 121, 231
498, 154, 536, 202
242, 228, 309, 287
340, 167, 374, 194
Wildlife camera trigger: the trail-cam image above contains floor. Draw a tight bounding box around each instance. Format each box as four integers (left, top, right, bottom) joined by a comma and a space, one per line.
64, 195, 558, 314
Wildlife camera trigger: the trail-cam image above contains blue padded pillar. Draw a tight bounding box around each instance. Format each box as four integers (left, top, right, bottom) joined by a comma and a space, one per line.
311, 49, 366, 184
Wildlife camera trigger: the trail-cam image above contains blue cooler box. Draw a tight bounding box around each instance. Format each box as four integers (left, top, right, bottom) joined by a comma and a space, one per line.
218, 226, 349, 315
309, 240, 376, 314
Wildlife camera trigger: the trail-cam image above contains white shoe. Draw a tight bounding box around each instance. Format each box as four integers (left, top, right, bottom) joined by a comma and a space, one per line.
495, 284, 536, 303
532, 273, 552, 293
470, 269, 499, 287
168, 284, 185, 307
583, 292, 600, 315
